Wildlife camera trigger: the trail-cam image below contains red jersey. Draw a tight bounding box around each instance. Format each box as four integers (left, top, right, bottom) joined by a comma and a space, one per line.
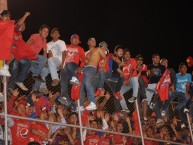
84, 133, 99, 145
12, 31, 37, 61
65, 45, 86, 68
137, 64, 149, 84
10, 112, 31, 145
98, 53, 112, 72
98, 135, 111, 145
110, 134, 125, 145
28, 34, 47, 54
123, 58, 137, 81
30, 122, 49, 144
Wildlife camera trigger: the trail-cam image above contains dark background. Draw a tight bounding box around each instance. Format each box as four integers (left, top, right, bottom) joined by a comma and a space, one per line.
8, 0, 193, 72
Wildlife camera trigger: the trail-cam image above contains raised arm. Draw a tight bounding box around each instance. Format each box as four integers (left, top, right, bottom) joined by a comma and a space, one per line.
17, 12, 30, 26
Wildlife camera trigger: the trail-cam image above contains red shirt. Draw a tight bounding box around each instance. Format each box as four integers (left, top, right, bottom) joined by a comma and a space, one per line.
137, 64, 149, 84
98, 135, 111, 145
10, 112, 31, 145
30, 122, 49, 144
123, 58, 137, 81
110, 134, 125, 145
98, 53, 112, 72
12, 31, 37, 61
65, 45, 86, 68
28, 34, 47, 54
84, 133, 99, 145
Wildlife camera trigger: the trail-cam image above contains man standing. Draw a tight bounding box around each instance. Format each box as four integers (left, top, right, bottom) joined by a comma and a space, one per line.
79, 42, 107, 111
47, 28, 66, 86
60, 34, 85, 106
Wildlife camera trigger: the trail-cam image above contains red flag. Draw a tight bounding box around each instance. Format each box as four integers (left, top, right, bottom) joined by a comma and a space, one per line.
0, 20, 14, 60
186, 56, 193, 68
156, 69, 171, 101
12, 32, 38, 61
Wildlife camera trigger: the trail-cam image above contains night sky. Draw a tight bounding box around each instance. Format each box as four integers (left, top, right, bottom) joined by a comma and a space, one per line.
8, 0, 193, 72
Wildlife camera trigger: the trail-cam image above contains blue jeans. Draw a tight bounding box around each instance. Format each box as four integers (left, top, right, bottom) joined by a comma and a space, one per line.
60, 67, 70, 99
31, 54, 47, 76
120, 77, 139, 110
173, 91, 189, 124
32, 67, 49, 91
13, 59, 31, 82
97, 70, 111, 89
80, 66, 97, 106
161, 89, 174, 114
108, 73, 124, 93
65, 62, 79, 79
173, 91, 189, 110
9, 59, 31, 89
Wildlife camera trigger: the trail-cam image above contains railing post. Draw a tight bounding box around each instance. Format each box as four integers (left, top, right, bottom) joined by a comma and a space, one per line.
3, 75, 8, 145
77, 99, 84, 145
186, 112, 193, 143
135, 100, 145, 145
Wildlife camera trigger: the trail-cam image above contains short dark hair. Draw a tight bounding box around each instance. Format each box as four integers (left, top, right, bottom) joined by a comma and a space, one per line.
178, 62, 187, 72
114, 44, 123, 52
68, 112, 78, 119
135, 54, 144, 61
39, 24, 50, 31
51, 28, 60, 34
0, 10, 11, 16
123, 49, 130, 55
152, 53, 160, 58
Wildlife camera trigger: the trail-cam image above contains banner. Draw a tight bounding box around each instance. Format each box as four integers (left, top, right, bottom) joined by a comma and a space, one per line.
0, 20, 14, 60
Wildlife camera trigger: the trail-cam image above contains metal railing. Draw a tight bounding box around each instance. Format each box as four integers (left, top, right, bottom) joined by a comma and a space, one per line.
0, 63, 192, 145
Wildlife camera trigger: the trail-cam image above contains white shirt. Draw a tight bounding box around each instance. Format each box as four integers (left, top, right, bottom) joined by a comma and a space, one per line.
47, 39, 67, 62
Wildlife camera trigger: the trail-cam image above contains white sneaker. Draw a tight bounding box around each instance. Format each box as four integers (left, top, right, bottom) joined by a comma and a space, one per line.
128, 97, 136, 103
184, 108, 189, 113
15, 82, 28, 91
69, 77, 80, 85
85, 102, 96, 111
76, 106, 85, 112
0, 64, 11, 77
121, 109, 130, 113
181, 123, 186, 129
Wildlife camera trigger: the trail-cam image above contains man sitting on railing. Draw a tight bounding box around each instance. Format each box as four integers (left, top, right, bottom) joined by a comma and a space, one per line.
60, 34, 85, 107
79, 41, 107, 111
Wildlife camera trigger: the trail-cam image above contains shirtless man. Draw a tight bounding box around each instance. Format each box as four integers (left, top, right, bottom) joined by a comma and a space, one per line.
79, 41, 107, 111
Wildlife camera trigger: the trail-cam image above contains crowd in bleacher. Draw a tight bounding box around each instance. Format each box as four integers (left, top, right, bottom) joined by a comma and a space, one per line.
0, 10, 193, 145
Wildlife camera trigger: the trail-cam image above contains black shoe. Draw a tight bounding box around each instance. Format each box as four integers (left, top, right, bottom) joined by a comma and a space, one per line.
33, 75, 45, 82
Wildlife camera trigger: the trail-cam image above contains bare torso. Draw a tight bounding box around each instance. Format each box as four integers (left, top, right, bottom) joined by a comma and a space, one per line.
86, 48, 101, 67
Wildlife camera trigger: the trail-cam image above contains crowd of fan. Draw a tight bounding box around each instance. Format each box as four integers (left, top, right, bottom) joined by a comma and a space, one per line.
0, 10, 193, 145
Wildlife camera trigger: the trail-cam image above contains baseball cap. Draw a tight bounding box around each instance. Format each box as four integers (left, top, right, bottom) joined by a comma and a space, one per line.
71, 34, 81, 43
99, 41, 108, 48
0, 10, 11, 16
18, 99, 27, 107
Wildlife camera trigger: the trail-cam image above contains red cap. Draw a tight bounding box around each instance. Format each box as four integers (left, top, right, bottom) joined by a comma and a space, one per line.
70, 34, 81, 43
18, 100, 27, 106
